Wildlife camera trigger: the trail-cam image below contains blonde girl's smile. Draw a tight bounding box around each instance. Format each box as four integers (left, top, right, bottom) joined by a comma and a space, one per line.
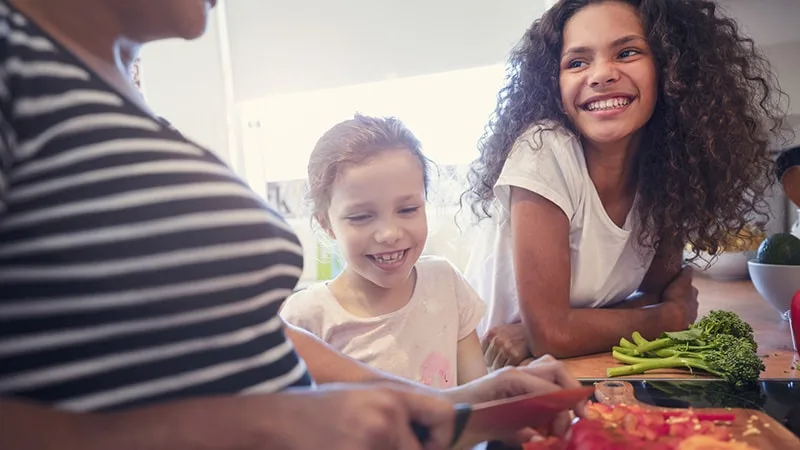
326, 147, 428, 289
367, 249, 411, 270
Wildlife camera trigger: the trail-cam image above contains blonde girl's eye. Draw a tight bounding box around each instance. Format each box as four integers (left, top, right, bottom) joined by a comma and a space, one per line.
345, 214, 370, 223
399, 206, 421, 215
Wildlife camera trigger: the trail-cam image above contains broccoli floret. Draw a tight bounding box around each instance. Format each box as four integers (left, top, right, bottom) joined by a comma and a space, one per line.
690, 310, 757, 351
607, 334, 765, 387
607, 311, 763, 386
703, 339, 764, 386
623, 310, 758, 356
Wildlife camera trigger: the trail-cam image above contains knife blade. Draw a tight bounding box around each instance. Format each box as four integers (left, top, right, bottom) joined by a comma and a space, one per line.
412, 386, 594, 446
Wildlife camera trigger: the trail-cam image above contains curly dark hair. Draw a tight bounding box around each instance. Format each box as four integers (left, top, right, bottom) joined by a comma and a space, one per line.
461, 0, 788, 259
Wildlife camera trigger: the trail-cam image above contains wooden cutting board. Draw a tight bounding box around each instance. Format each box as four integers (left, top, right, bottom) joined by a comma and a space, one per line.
593, 381, 800, 449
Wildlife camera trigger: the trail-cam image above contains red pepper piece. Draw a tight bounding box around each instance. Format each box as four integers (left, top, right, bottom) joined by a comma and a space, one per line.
661, 411, 736, 422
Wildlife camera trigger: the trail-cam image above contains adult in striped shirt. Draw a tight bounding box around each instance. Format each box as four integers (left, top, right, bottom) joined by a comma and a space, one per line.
0, 0, 584, 449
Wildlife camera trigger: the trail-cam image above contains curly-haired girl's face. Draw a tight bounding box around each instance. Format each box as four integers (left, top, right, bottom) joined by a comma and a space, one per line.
558, 1, 657, 148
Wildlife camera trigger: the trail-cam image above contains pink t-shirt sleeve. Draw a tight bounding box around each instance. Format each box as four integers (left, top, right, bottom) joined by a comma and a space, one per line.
450, 263, 487, 340
279, 287, 325, 338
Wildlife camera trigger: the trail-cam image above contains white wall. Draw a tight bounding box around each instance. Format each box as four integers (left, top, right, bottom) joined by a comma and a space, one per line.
764, 42, 800, 115
139, 5, 800, 157
134, 3, 800, 277
222, 0, 800, 101
763, 42, 800, 148
140, 10, 235, 165
224, 0, 550, 101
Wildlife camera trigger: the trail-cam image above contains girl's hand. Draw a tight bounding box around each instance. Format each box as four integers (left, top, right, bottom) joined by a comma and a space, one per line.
445, 355, 584, 445
481, 322, 532, 370
661, 266, 699, 330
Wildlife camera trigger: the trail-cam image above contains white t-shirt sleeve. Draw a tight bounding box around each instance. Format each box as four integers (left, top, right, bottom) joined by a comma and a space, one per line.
279, 288, 325, 338
494, 123, 582, 220
449, 263, 487, 340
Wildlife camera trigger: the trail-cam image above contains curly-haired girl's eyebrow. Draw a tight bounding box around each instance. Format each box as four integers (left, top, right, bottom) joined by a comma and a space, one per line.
562, 34, 646, 58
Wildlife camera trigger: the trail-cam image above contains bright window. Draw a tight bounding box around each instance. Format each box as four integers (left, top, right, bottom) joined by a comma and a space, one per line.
237, 63, 507, 281
238, 63, 506, 184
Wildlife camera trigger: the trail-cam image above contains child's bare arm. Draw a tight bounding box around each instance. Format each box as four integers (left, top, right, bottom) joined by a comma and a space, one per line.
457, 331, 489, 385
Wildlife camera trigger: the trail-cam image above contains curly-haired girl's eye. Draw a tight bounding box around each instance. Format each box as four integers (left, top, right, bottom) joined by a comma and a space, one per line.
618, 49, 640, 59
567, 60, 586, 69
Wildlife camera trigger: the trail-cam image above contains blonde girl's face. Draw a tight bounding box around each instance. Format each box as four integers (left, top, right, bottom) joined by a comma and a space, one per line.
324, 148, 428, 289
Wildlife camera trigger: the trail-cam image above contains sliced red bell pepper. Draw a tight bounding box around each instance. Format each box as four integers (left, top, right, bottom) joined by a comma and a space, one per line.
661, 411, 736, 422
566, 419, 674, 450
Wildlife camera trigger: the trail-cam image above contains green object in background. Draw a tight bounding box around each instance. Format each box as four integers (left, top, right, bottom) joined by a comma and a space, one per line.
755, 232, 800, 265
316, 242, 345, 280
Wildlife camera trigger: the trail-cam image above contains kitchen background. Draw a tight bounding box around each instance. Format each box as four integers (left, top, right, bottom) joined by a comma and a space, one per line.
137, 0, 800, 287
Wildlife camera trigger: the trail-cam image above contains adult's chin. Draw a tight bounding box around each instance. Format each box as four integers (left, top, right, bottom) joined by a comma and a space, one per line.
177, 17, 210, 40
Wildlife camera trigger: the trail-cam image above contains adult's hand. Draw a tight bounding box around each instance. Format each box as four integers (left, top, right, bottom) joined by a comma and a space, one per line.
271, 383, 456, 450
1, 383, 457, 450
445, 355, 584, 445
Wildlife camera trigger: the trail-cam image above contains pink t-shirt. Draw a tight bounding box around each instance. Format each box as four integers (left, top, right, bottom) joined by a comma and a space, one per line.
280, 256, 485, 388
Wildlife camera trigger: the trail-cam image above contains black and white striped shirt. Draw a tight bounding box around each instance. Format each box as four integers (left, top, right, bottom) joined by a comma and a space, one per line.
0, 0, 312, 412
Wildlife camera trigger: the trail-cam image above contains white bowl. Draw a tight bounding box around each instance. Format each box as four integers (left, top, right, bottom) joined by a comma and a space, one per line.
747, 261, 800, 319
689, 251, 751, 281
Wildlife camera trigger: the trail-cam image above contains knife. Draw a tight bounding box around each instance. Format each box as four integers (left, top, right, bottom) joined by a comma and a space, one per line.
412, 386, 594, 446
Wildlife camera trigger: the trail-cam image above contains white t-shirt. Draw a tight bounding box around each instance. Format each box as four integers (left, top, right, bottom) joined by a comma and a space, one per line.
280, 256, 486, 388
464, 121, 656, 337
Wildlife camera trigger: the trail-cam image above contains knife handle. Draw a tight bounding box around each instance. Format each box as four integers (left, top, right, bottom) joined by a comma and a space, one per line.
412, 403, 472, 447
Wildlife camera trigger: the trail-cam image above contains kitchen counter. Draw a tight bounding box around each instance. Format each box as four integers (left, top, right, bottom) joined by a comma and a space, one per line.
477, 277, 800, 449
527, 277, 799, 380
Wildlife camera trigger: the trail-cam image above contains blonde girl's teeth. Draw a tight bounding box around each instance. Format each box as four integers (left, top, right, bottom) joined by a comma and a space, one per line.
375, 250, 405, 262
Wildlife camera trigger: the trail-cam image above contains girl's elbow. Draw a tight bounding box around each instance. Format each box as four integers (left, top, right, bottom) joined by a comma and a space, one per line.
524, 319, 573, 359
529, 335, 574, 359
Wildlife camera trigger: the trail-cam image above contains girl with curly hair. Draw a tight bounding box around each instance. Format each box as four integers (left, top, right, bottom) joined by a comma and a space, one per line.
461, 0, 786, 366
